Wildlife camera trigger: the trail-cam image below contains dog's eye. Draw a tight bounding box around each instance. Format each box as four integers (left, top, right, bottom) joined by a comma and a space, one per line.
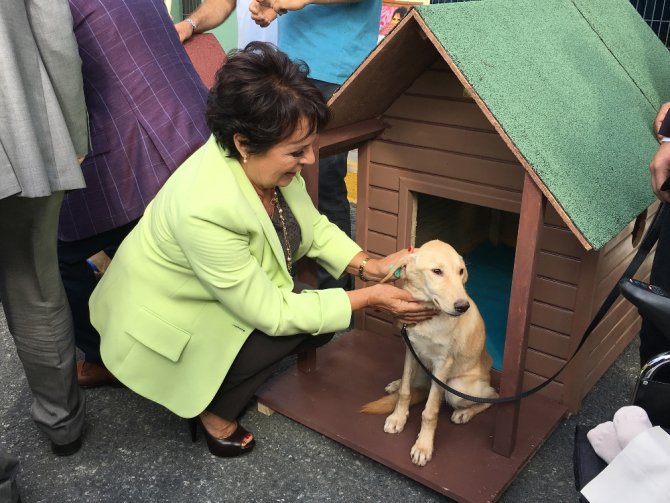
458, 268, 464, 275
431, 268, 443, 276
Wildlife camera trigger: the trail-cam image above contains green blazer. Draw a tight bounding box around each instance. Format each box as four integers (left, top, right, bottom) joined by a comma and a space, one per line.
90, 136, 361, 417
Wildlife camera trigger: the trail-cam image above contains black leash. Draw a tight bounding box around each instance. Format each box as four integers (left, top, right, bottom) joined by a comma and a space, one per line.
400, 203, 667, 404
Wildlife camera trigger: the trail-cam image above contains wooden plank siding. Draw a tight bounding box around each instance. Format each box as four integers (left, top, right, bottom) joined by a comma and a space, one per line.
381, 117, 518, 163
581, 303, 641, 395
366, 208, 398, 237
522, 371, 564, 402
405, 67, 472, 100
528, 326, 571, 359
525, 349, 567, 383
594, 227, 656, 303
385, 95, 494, 131
370, 144, 523, 193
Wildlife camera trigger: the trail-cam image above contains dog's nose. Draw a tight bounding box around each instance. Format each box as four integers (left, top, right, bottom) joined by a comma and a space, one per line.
453, 299, 470, 313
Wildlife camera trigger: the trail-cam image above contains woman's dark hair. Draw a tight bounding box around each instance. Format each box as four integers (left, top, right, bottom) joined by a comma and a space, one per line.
206, 42, 330, 159
393, 6, 408, 17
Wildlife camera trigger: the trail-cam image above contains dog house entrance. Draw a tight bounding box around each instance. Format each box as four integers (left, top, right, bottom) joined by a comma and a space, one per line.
412, 193, 519, 370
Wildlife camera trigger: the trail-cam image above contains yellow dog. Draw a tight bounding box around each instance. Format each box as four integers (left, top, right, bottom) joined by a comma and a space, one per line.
361, 240, 497, 466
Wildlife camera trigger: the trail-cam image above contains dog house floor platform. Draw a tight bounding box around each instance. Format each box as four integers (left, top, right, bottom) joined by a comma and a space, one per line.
256, 329, 568, 503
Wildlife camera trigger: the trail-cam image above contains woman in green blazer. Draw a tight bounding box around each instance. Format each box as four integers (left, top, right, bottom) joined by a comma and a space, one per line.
89, 43, 436, 458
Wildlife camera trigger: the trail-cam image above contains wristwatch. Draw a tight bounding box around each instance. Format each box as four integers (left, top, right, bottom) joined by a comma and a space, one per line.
184, 17, 197, 34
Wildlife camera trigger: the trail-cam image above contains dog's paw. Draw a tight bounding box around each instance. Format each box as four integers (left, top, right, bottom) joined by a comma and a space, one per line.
451, 408, 475, 424
384, 379, 401, 394
384, 413, 407, 434
410, 441, 433, 466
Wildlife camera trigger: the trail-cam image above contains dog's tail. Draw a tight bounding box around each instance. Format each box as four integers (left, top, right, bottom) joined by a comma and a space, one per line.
359, 388, 429, 414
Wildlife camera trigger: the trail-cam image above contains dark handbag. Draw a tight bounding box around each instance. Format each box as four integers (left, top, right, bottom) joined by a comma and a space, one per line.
630, 351, 670, 428
619, 277, 670, 336
619, 278, 670, 428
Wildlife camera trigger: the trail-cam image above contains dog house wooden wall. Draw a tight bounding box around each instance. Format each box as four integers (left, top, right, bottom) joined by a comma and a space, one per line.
256, 2, 669, 501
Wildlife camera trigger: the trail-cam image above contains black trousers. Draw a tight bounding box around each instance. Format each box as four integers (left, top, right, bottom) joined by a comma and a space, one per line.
58, 220, 137, 364
205, 330, 334, 421
0, 450, 20, 503
311, 79, 352, 291
640, 206, 670, 364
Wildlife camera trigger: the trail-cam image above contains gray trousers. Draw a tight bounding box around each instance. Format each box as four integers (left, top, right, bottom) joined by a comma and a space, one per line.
0, 193, 85, 445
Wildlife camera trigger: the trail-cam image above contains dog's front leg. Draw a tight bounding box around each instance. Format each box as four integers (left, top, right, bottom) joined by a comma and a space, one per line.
410, 357, 452, 466
384, 350, 417, 434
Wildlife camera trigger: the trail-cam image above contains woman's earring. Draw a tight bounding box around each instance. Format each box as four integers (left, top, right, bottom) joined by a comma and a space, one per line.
242, 156, 248, 164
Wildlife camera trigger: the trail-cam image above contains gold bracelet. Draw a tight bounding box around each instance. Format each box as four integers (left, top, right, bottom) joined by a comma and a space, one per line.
358, 257, 370, 282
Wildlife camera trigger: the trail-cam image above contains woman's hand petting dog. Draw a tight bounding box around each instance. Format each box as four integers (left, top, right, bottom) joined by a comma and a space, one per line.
368, 284, 438, 324
363, 248, 412, 282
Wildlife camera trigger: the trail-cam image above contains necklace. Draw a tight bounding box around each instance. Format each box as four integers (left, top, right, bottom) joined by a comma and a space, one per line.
271, 189, 292, 275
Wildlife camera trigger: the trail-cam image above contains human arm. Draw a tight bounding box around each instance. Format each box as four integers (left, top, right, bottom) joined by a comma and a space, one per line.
649, 102, 670, 203
344, 249, 411, 283
347, 283, 438, 324
342, 249, 436, 324
650, 142, 670, 204
654, 102, 670, 139
180, 215, 433, 330
283, 175, 434, 323
29, 0, 89, 158
248, 0, 278, 27
269, 0, 361, 10
249, 0, 361, 27
175, 0, 236, 43
176, 165, 434, 332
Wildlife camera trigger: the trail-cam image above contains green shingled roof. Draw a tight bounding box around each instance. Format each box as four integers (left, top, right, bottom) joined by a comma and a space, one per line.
415, 0, 670, 249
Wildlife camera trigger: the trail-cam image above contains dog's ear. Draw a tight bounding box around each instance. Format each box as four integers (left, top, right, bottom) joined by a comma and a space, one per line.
379, 253, 415, 284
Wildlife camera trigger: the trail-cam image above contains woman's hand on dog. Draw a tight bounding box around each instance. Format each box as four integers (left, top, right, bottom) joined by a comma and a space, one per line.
347, 248, 412, 283
367, 249, 411, 282
347, 284, 438, 324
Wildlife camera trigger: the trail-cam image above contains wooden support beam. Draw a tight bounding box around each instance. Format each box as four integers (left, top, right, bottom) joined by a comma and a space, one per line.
257, 402, 275, 416
297, 349, 317, 373
318, 118, 386, 158
296, 147, 320, 372
493, 173, 545, 457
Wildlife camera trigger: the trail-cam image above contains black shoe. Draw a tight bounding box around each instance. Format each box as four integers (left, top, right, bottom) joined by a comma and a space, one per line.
51, 436, 82, 456
188, 417, 255, 457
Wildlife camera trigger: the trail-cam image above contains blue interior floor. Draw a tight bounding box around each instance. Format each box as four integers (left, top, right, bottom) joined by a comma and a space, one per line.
464, 241, 515, 370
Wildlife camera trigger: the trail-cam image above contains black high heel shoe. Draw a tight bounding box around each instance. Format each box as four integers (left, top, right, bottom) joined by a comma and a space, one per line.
188, 416, 255, 457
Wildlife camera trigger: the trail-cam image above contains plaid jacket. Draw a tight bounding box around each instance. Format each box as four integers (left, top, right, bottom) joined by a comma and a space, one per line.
60, 0, 210, 241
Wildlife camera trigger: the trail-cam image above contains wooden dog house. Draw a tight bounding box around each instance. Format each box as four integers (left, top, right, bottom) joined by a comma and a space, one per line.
257, 0, 670, 501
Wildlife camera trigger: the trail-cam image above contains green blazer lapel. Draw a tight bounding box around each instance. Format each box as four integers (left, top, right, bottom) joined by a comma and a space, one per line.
225, 154, 289, 276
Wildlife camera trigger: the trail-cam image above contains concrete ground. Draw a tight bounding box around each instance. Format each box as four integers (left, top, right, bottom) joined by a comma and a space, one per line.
0, 300, 641, 503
